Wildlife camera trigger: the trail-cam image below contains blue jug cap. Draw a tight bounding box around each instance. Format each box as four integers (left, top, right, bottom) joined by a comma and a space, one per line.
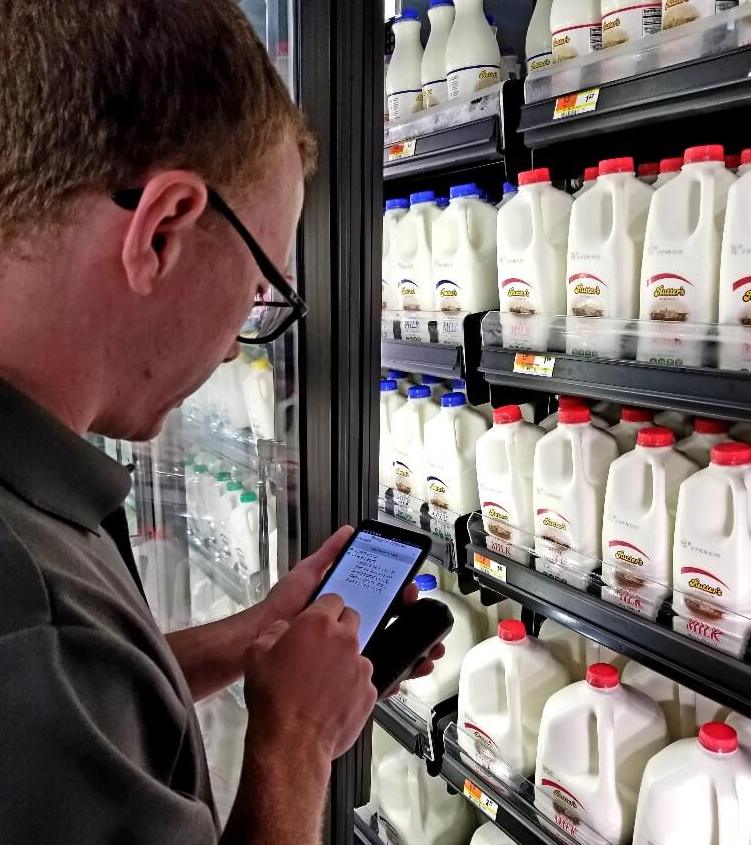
380, 379, 398, 392
450, 183, 481, 199
415, 574, 438, 591
441, 391, 467, 408
396, 8, 420, 21
408, 385, 431, 400
385, 197, 409, 211
387, 369, 408, 379
410, 190, 437, 205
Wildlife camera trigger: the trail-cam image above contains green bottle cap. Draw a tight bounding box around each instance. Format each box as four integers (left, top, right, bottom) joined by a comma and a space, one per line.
240, 491, 258, 504
226, 481, 243, 492
215, 471, 231, 482
194, 464, 209, 474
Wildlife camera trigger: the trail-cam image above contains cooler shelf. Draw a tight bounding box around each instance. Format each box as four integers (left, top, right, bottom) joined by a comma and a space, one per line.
374, 697, 457, 775
377, 508, 461, 570
381, 338, 463, 379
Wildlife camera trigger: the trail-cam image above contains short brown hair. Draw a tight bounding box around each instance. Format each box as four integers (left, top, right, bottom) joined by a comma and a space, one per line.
0, 0, 315, 241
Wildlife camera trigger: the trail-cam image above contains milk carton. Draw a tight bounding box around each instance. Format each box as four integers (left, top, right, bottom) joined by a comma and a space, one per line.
609, 406, 654, 453
574, 166, 599, 198
379, 378, 406, 489
719, 164, 751, 326
458, 619, 570, 777
471, 823, 516, 845
386, 9, 424, 122
539, 396, 609, 432
390, 385, 439, 517
602, 427, 699, 618
535, 663, 669, 844
653, 156, 683, 188
621, 660, 694, 741
567, 157, 653, 320
640, 144, 736, 325
432, 183, 499, 313
525, 0, 554, 73
497, 168, 573, 317
383, 199, 409, 311
550, 0, 602, 62
422, 0, 455, 108
445, 0, 504, 100
675, 418, 731, 467
533, 404, 619, 588
633, 723, 751, 845
673, 441, 751, 657
538, 619, 627, 680
396, 191, 443, 312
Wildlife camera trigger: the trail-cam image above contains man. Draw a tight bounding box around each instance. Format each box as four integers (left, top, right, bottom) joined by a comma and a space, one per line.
0, 2, 441, 843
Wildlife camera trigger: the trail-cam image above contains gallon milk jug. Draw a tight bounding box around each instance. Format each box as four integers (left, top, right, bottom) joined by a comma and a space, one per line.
609, 406, 654, 454
228, 490, 277, 578
423, 391, 488, 517
538, 618, 627, 680
390, 385, 440, 511
640, 144, 736, 324
386, 9, 424, 122
377, 748, 476, 845
476, 404, 544, 550
539, 396, 609, 432
432, 182, 499, 313
471, 822, 516, 845
726, 711, 751, 750
379, 378, 406, 490
497, 168, 573, 317
533, 404, 619, 588
396, 191, 443, 312
662, 0, 739, 30
383, 198, 410, 310
653, 156, 684, 188
458, 619, 570, 778
621, 660, 693, 741
675, 417, 731, 467
550, 0, 602, 62
654, 409, 692, 439
567, 157, 653, 320
387, 369, 412, 397
719, 163, 751, 326
526, 0, 554, 73
602, 0, 661, 47
574, 166, 599, 198
602, 427, 699, 618
242, 356, 275, 441
633, 722, 751, 845
422, 0, 455, 108
401, 574, 481, 707
638, 162, 660, 185
445, 0, 504, 100
673, 441, 751, 657
535, 663, 669, 844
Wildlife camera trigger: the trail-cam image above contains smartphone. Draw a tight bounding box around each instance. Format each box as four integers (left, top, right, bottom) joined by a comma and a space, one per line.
310, 519, 433, 652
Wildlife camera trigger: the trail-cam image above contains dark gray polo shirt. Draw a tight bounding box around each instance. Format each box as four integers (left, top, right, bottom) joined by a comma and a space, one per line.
0, 380, 219, 842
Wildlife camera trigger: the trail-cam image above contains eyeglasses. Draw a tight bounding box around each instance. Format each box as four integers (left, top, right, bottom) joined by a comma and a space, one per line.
111, 187, 308, 345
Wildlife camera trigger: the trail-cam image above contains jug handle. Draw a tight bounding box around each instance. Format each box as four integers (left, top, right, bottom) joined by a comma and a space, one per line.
649, 457, 666, 519
529, 191, 545, 248
609, 180, 624, 243
729, 472, 747, 540
695, 170, 716, 238
568, 426, 586, 482
597, 702, 618, 803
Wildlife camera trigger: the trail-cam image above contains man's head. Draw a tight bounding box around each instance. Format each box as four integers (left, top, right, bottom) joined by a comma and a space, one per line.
0, 0, 314, 439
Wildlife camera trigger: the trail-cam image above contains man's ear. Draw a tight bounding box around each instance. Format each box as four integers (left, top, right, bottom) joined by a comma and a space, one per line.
120, 171, 209, 297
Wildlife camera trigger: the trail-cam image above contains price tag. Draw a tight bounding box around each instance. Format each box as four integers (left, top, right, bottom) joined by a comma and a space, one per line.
473, 553, 507, 582
553, 87, 600, 120
387, 138, 416, 161
463, 779, 499, 820
513, 353, 556, 378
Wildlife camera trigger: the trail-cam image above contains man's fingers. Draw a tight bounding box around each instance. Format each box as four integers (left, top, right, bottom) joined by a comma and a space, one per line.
428, 642, 445, 662
401, 582, 418, 607
302, 525, 354, 578
409, 658, 434, 680
309, 592, 346, 618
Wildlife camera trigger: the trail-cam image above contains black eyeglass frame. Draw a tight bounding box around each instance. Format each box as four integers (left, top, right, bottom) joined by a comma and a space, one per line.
112, 187, 308, 345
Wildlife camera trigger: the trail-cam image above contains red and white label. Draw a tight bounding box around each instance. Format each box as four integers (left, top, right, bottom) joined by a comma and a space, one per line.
602, 2, 661, 47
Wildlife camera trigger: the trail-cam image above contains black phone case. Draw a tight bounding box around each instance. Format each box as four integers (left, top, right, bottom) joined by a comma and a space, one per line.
363, 597, 454, 698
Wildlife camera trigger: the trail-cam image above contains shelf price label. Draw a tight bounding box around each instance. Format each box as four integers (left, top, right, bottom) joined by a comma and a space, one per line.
463, 778, 499, 820
387, 138, 416, 161
513, 353, 556, 378
473, 553, 507, 583
553, 88, 600, 120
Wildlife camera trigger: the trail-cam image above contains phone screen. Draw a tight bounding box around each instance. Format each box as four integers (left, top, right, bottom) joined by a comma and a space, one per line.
316, 529, 424, 651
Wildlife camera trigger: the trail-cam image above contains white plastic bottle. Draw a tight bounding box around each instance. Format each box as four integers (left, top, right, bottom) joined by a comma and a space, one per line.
432, 182, 499, 313
539, 396, 609, 432
602, 0, 661, 47
386, 9, 424, 122
458, 619, 570, 777
675, 418, 731, 467
228, 491, 262, 576
423, 391, 488, 516
390, 385, 440, 512
602, 427, 699, 618
382, 198, 409, 311
445, 0, 504, 101
497, 168, 573, 317
422, 0, 455, 108
526, 0, 554, 73
653, 156, 684, 188
633, 722, 751, 845
654, 409, 693, 439
533, 404, 619, 588
640, 145, 736, 325
535, 663, 669, 844
387, 369, 412, 397
727, 711, 751, 750
186, 463, 210, 541
609, 406, 654, 454
496, 181, 518, 209
379, 378, 406, 490
567, 157, 653, 320
637, 162, 660, 185
574, 166, 599, 198
471, 822, 516, 845
419, 374, 449, 404
242, 356, 275, 441
673, 441, 751, 657
395, 191, 443, 312
719, 161, 751, 325
621, 660, 693, 741
550, 0, 602, 63
662, 0, 739, 30
538, 618, 628, 680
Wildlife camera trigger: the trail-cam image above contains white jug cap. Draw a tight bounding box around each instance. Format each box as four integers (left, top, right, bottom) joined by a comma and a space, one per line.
498, 619, 527, 642
637, 426, 675, 448
711, 442, 751, 466
699, 722, 738, 754
586, 663, 620, 689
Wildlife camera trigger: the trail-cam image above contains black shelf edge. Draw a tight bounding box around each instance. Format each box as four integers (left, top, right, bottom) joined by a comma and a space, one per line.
480, 346, 751, 422
377, 509, 457, 570
466, 544, 751, 719
374, 700, 423, 757
382, 338, 463, 379
354, 810, 384, 845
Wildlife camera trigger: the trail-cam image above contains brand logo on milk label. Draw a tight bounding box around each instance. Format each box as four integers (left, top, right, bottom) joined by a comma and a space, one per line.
732, 276, 751, 304
427, 475, 449, 510
436, 280, 462, 312
609, 539, 649, 567
552, 34, 570, 48
541, 778, 585, 812
569, 272, 606, 297
484, 502, 510, 522
603, 16, 621, 31
536, 508, 570, 532
682, 566, 728, 597
647, 273, 694, 298
393, 461, 413, 495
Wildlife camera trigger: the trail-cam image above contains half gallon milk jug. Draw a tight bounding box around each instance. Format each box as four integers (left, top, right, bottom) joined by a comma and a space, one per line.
602, 0, 661, 48
574, 166, 599, 198
526, 0, 554, 73
609, 406, 654, 454
719, 161, 751, 326
638, 162, 660, 185
662, 0, 739, 30
640, 145, 736, 324
567, 157, 653, 319
383, 198, 409, 310
422, 0, 455, 108
497, 181, 518, 209
420, 374, 450, 404
654, 409, 692, 439
390, 385, 439, 508
432, 183, 499, 313
445, 0, 504, 100
653, 156, 684, 188
377, 748, 476, 845
539, 396, 609, 432
386, 9, 424, 122
458, 619, 569, 777
633, 722, 751, 845
401, 574, 481, 707
621, 660, 693, 741
538, 618, 627, 680
379, 379, 406, 489
242, 356, 275, 441
676, 417, 731, 467
533, 404, 619, 588
673, 441, 751, 657
387, 369, 412, 397
476, 404, 543, 549
497, 168, 573, 317
423, 391, 488, 516
396, 191, 443, 312
535, 663, 669, 844
471, 822, 516, 845
550, 0, 602, 62
602, 427, 699, 618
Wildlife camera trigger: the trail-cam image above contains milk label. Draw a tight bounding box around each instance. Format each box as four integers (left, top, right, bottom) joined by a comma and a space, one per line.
447, 65, 502, 100
567, 271, 608, 317
526, 50, 553, 73
435, 274, 465, 312
552, 22, 602, 62
662, 0, 738, 30
387, 89, 423, 122
602, 3, 661, 47
422, 80, 448, 108
643, 270, 692, 322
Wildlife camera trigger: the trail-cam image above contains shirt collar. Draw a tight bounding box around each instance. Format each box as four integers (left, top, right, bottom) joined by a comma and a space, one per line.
0, 379, 132, 534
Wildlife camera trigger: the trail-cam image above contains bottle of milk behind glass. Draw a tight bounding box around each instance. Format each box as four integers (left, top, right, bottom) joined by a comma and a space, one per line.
525, 0, 554, 74
445, 0, 505, 101
421, 0, 455, 109
382, 198, 409, 311
386, 8, 424, 122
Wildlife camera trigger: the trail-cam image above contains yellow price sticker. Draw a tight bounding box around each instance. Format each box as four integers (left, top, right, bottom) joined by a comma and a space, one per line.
463, 778, 499, 820
553, 87, 600, 120
513, 353, 556, 378
473, 553, 507, 582
387, 139, 417, 161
